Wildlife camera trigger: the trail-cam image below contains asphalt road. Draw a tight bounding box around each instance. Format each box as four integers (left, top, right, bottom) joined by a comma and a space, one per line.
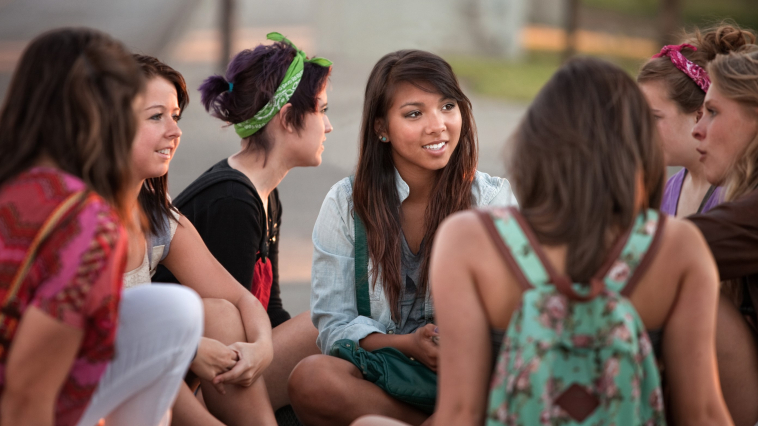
0, 0, 529, 316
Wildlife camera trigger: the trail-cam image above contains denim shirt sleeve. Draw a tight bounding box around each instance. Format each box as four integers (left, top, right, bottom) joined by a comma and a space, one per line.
310, 178, 387, 354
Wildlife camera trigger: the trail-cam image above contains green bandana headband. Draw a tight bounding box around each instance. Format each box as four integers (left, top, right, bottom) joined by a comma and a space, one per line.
233, 32, 332, 139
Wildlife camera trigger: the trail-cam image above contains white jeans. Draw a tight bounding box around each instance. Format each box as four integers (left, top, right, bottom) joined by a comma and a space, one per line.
76, 284, 203, 426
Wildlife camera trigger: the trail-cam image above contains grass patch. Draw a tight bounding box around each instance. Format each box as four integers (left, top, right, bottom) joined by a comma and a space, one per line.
447, 51, 645, 102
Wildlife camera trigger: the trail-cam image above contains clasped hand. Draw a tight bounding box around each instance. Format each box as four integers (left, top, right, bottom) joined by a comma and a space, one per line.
190, 337, 273, 394
407, 324, 440, 372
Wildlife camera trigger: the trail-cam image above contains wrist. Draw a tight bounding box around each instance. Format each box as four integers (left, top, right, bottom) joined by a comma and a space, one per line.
398, 333, 417, 358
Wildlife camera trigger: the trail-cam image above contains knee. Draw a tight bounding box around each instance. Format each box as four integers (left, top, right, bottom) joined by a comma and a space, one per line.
149, 284, 203, 344
289, 355, 347, 412
202, 298, 245, 344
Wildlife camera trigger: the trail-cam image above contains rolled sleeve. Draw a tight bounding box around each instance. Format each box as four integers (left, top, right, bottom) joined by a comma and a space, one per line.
310, 179, 386, 353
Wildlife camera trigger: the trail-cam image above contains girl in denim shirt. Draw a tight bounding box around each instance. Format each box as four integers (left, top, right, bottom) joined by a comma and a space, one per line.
289, 49, 517, 425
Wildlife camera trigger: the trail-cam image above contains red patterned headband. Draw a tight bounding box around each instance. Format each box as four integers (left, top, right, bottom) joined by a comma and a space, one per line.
652, 43, 711, 92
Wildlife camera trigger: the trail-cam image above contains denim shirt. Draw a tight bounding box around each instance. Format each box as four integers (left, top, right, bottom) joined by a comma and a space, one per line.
310, 169, 518, 353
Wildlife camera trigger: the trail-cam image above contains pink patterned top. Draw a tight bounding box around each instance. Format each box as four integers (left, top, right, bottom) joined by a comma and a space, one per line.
0, 167, 126, 426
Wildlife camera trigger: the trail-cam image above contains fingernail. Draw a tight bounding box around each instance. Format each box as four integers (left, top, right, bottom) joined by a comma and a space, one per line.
434, 327, 438, 333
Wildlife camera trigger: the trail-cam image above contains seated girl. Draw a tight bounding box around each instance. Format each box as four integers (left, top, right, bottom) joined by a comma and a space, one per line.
689, 44, 758, 426
358, 57, 732, 425
288, 49, 517, 426
152, 33, 333, 412
638, 23, 754, 217
124, 54, 276, 426
0, 28, 202, 426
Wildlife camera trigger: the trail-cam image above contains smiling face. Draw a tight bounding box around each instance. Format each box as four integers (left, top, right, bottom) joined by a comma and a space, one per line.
378, 82, 462, 177
691, 82, 758, 185
131, 77, 182, 182
639, 80, 701, 167
284, 86, 332, 167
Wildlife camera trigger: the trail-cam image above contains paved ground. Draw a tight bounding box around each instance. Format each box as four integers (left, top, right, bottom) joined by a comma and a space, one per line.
0, 0, 529, 317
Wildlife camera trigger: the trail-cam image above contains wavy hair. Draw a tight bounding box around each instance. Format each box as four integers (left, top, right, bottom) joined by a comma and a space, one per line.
707, 46, 758, 202
133, 54, 187, 234
0, 27, 144, 219
354, 50, 478, 318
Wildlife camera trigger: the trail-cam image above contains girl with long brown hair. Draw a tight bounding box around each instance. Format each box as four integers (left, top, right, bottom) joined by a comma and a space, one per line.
357, 57, 732, 426
689, 45, 758, 426
288, 49, 517, 425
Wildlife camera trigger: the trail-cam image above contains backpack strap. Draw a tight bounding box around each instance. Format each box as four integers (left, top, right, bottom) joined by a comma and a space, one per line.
173, 165, 270, 261
616, 210, 667, 297
350, 176, 371, 318
477, 207, 665, 301
172, 167, 256, 209
475, 209, 533, 291
475, 207, 552, 291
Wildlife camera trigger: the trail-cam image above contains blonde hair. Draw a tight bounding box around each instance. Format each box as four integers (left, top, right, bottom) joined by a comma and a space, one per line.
707, 45, 758, 201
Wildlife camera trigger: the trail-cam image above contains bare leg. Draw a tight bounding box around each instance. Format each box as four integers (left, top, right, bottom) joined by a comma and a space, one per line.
264, 311, 320, 410
289, 355, 429, 426
716, 294, 758, 426
172, 384, 223, 426
172, 298, 277, 426
351, 415, 411, 426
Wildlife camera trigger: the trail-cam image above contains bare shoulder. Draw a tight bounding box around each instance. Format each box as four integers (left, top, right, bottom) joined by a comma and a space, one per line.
659, 215, 714, 266
436, 210, 490, 250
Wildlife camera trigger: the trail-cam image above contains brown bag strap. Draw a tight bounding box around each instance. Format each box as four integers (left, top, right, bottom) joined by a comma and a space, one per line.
3, 190, 86, 310
475, 209, 533, 291
620, 213, 668, 297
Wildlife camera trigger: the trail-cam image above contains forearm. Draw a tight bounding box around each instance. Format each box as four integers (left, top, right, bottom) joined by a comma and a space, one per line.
237, 293, 273, 349
1, 392, 54, 426
359, 332, 413, 355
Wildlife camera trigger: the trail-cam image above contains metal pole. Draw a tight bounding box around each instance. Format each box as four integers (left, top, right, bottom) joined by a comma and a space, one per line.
219, 0, 234, 73
660, 0, 681, 46
562, 0, 580, 63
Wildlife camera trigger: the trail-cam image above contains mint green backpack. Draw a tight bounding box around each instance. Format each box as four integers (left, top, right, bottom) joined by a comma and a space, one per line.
478, 207, 667, 425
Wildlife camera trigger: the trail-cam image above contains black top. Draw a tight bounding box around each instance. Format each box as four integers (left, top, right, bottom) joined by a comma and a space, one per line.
153, 159, 290, 327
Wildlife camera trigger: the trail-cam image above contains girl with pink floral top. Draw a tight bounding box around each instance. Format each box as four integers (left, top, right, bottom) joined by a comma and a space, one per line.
0, 28, 202, 426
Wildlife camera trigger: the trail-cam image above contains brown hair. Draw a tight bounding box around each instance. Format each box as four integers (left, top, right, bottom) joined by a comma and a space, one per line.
133, 54, 187, 235
707, 46, 758, 202
509, 57, 664, 282
638, 23, 755, 114
0, 27, 144, 218
354, 50, 478, 318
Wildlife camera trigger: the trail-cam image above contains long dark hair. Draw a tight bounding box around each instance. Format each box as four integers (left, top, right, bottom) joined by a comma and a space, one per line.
0, 27, 143, 219
509, 57, 664, 282
354, 50, 478, 318
199, 41, 331, 165
133, 54, 188, 234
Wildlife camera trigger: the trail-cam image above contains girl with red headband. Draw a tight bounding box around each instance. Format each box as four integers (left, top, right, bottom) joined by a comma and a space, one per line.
638, 24, 755, 218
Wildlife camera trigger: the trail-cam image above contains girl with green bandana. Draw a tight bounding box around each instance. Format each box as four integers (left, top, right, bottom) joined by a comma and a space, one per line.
288, 50, 517, 425
153, 33, 333, 420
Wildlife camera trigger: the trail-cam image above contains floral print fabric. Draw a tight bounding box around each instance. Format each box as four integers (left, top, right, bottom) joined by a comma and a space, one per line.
485, 207, 665, 425
0, 168, 126, 426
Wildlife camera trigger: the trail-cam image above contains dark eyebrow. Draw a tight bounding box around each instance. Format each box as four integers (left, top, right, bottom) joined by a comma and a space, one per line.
399, 96, 454, 109
399, 101, 424, 109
